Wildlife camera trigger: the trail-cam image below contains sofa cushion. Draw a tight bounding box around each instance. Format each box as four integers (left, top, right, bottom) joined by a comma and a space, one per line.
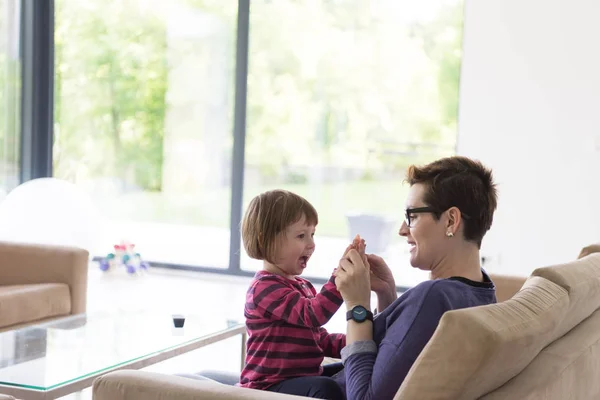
93, 370, 308, 400
0, 284, 71, 328
532, 253, 600, 336
482, 308, 600, 400
395, 276, 569, 400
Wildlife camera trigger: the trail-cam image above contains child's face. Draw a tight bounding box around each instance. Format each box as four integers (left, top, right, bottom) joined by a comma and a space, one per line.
274, 214, 316, 278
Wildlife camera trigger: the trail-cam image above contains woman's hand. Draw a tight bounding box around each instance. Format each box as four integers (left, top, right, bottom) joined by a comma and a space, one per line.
367, 254, 395, 294
335, 249, 371, 310
367, 254, 397, 312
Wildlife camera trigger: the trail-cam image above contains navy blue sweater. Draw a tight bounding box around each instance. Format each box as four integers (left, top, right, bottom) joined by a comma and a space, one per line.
333, 272, 496, 400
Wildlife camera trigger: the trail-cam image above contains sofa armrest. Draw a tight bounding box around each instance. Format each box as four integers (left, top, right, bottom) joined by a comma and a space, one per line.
0, 241, 89, 314
489, 273, 526, 302
93, 371, 308, 400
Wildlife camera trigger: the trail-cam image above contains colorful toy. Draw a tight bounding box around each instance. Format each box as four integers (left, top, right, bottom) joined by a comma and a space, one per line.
99, 241, 150, 275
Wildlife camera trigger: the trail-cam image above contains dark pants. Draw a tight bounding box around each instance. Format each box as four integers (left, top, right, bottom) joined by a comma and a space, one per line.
266, 363, 345, 400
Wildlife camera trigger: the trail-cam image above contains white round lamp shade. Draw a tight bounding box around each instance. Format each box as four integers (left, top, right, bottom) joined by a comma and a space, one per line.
0, 178, 104, 255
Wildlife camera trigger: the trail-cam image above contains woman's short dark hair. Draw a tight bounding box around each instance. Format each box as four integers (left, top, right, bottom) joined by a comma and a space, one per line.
406, 156, 498, 248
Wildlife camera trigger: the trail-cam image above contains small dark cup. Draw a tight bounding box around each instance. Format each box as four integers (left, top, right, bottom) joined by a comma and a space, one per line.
172, 314, 185, 328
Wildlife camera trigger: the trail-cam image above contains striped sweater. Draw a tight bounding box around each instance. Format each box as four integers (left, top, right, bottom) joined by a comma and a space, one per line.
239, 270, 346, 390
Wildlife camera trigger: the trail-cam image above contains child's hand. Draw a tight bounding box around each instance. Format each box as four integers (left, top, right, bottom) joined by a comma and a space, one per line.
356, 238, 370, 269
336, 234, 371, 278
337, 235, 363, 276
346, 234, 370, 268
343, 234, 362, 257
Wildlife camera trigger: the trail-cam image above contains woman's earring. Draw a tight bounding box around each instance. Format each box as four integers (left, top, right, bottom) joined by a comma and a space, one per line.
446, 231, 454, 238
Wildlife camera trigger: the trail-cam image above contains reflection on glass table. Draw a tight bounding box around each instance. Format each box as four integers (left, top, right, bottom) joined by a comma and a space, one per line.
0, 312, 245, 399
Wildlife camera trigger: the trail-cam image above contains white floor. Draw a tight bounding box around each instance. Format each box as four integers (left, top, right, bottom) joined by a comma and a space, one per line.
58, 264, 366, 399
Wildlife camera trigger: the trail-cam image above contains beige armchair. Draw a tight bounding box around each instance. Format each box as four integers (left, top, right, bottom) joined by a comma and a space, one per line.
0, 241, 89, 331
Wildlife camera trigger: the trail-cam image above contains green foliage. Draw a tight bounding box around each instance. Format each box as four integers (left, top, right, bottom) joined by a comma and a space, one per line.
245, 0, 464, 175
54, 0, 167, 190
53, 0, 464, 198
410, 1, 464, 132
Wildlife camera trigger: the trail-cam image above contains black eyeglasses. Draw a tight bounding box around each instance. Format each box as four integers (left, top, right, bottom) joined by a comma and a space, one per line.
404, 206, 471, 228
405, 207, 437, 228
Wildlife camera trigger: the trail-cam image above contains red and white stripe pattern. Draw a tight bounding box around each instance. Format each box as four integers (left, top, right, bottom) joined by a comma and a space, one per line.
239, 270, 345, 390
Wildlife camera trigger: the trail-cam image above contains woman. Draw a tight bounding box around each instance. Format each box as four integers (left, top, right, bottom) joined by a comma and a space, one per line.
331, 156, 498, 400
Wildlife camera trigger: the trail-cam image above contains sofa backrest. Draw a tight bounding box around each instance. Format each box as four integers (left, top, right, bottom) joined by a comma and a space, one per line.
483, 253, 600, 399
481, 307, 600, 400
479, 253, 600, 399
531, 253, 600, 337
395, 276, 569, 400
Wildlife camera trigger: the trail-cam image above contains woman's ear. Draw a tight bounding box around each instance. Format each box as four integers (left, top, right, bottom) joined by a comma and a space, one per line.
446, 207, 462, 235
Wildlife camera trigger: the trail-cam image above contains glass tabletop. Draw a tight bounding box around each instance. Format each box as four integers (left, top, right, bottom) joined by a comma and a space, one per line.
0, 312, 243, 390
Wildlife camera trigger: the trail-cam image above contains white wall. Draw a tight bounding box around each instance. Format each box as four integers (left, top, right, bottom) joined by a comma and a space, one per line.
457, 0, 600, 275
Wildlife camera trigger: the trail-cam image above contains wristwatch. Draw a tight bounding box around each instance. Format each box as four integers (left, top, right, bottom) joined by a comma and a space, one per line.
346, 305, 374, 323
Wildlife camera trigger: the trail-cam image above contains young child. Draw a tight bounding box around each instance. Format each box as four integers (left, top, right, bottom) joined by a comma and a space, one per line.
239, 189, 365, 399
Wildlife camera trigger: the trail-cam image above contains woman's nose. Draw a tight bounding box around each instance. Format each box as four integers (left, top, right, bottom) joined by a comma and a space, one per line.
398, 221, 409, 237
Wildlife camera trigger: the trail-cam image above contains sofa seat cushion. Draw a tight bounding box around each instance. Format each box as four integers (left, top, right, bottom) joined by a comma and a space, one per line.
532, 253, 600, 336
94, 370, 308, 400
0, 284, 71, 328
395, 276, 569, 400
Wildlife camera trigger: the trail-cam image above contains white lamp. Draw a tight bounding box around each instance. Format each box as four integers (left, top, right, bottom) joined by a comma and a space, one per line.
0, 178, 104, 256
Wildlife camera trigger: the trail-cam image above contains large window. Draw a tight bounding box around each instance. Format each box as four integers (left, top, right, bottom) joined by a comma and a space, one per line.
0, 0, 20, 197
8, 0, 474, 287
53, 0, 237, 267
241, 0, 463, 287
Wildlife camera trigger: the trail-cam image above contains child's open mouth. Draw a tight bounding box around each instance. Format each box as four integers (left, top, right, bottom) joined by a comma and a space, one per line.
299, 255, 310, 268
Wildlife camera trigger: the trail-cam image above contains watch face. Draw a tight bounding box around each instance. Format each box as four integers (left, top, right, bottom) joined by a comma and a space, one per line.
352, 306, 368, 322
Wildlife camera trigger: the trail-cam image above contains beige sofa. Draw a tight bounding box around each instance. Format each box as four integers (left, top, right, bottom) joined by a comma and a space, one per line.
93, 253, 600, 399
0, 241, 89, 332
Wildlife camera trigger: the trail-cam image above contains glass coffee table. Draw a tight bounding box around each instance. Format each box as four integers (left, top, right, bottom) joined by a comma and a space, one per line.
0, 312, 246, 399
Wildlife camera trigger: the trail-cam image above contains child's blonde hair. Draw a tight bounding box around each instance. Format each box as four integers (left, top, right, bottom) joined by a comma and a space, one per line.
242, 190, 318, 264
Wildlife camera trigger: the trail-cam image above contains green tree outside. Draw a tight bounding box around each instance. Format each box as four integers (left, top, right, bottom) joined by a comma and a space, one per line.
52, 0, 465, 237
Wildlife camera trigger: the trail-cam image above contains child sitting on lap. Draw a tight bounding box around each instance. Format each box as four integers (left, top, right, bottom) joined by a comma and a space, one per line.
239, 189, 365, 400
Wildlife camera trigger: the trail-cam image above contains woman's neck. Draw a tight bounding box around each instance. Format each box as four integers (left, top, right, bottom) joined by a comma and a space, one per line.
429, 243, 483, 282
